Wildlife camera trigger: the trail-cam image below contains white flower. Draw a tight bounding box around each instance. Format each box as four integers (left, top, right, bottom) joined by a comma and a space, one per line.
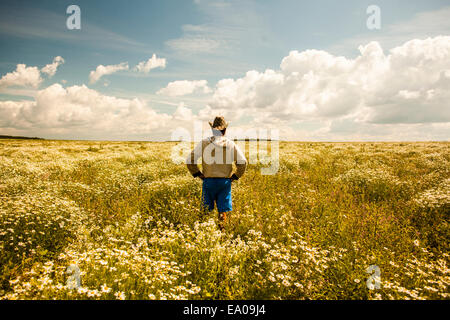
100, 284, 111, 293
114, 291, 126, 300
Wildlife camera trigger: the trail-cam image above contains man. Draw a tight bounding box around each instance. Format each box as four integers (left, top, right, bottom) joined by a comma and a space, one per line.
186, 116, 247, 231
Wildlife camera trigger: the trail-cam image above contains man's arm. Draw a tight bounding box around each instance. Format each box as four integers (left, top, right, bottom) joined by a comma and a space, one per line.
231, 142, 247, 180
186, 141, 204, 179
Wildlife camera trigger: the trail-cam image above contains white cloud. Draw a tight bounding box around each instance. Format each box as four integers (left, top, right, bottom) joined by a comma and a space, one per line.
41, 56, 65, 77
0, 64, 42, 88
0, 56, 65, 89
135, 54, 166, 73
89, 62, 129, 84
157, 80, 211, 96
88, 55, 166, 84
0, 83, 174, 138
205, 36, 450, 126
173, 102, 193, 120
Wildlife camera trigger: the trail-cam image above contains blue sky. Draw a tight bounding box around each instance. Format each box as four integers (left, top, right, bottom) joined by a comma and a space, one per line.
0, 0, 449, 140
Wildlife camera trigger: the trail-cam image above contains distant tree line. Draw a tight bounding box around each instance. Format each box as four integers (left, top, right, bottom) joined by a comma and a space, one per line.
0, 135, 44, 140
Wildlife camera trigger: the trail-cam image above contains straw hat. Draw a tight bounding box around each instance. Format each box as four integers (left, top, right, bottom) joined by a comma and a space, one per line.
209, 116, 228, 130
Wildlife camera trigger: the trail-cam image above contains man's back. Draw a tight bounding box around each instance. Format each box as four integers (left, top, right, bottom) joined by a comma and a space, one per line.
187, 135, 247, 178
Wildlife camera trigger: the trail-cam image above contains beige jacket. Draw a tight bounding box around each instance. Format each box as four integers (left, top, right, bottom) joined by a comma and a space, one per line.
186, 136, 247, 178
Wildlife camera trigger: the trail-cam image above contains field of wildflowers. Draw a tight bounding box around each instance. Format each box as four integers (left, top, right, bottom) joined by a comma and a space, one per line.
0, 140, 448, 300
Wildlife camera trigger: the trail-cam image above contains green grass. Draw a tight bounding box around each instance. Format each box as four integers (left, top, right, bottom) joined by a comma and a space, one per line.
0, 140, 448, 299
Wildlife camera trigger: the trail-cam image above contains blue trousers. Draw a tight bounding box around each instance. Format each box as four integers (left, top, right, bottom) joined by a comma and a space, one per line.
202, 178, 232, 212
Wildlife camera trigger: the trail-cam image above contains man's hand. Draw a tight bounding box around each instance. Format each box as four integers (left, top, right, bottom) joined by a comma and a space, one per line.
193, 171, 205, 180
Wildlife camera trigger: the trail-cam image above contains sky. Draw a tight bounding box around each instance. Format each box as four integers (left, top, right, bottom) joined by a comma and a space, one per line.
0, 0, 449, 141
